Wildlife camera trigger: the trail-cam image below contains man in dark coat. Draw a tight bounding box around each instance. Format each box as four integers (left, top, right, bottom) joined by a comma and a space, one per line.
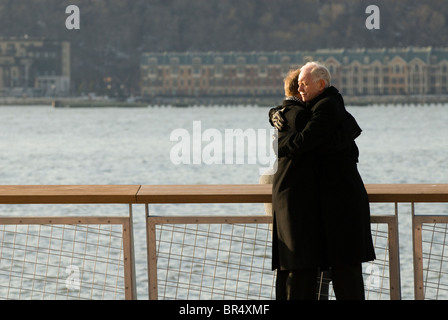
270, 62, 376, 300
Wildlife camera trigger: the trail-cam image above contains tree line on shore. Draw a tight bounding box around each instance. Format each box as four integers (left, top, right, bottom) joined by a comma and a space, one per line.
0, 0, 446, 97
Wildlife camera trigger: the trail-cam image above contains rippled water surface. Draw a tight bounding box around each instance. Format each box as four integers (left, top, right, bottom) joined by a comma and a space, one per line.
1, 104, 448, 299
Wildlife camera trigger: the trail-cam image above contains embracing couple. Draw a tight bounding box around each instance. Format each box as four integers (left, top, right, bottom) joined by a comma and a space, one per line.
269, 62, 376, 300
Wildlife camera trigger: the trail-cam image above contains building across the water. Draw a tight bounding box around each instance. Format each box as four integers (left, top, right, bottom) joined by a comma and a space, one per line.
0, 37, 70, 97
140, 47, 448, 105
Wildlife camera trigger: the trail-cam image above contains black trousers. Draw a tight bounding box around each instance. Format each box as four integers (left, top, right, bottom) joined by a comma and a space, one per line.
276, 264, 365, 300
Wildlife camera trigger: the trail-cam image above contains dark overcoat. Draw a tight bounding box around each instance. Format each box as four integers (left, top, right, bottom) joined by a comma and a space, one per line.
271, 87, 376, 271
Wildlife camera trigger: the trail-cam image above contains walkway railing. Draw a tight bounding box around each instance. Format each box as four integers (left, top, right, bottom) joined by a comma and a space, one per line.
141, 184, 400, 300
0, 184, 447, 300
0, 185, 139, 300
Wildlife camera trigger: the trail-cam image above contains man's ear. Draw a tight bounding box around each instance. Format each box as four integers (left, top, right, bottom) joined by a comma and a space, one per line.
318, 79, 326, 90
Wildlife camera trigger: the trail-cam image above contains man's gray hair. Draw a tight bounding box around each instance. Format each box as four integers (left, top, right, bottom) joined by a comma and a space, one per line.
302, 61, 331, 88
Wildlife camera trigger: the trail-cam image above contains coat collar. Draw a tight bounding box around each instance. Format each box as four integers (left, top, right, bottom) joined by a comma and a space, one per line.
305, 86, 344, 108
282, 96, 305, 107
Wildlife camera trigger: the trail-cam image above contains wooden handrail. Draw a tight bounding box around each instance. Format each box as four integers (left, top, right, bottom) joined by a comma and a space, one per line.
136, 184, 448, 203
0, 185, 141, 204
365, 184, 448, 202
0, 184, 448, 204
136, 184, 272, 203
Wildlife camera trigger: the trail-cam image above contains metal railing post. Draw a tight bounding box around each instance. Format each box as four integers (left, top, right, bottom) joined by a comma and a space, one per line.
389, 202, 402, 299
123, 204, 138, 300
145, 204, 158, 300
412, 203, 425, 300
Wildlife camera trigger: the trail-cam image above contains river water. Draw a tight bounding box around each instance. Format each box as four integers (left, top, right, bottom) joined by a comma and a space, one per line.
1, 103, 448, 299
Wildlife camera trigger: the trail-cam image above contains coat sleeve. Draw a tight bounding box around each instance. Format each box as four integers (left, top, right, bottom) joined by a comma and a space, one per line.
318, 111, 362, 155
268, 105, 283, 127
277, 97, 346, 158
